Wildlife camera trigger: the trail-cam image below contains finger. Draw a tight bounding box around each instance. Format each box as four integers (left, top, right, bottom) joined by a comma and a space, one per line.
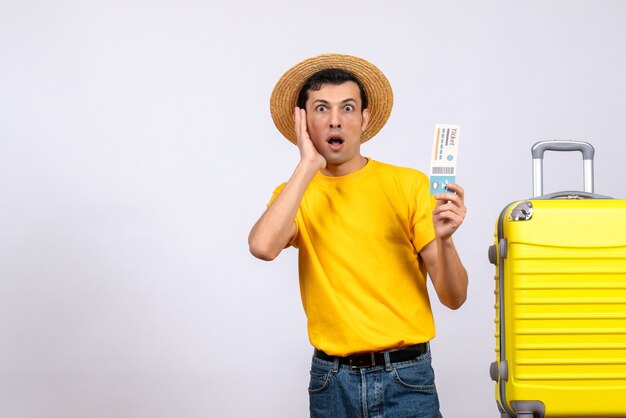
294, 108, 307, 148
433, 211, 464, 231
443, 183, 465, 200
434, 192, 462, 208
434, 184, 462, 200
294, 107, 302, 136
435, 189, 466, 210
433, 200, 466, 218
293, 107, 301, 140
297, 108, 309, 143
438, 207, 465, 221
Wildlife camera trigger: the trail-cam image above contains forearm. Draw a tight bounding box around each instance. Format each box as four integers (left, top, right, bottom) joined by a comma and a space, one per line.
248, 161, 319, 261
432, 237, 468, 309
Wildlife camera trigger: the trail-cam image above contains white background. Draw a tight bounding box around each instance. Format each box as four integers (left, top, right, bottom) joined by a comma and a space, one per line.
2, 1, 625, 417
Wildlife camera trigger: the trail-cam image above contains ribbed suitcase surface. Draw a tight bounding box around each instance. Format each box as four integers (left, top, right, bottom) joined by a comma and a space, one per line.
494, 199, 626, 417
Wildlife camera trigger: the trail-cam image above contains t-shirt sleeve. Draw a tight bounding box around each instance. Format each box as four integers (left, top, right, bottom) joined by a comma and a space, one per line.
268, 183, 286, 206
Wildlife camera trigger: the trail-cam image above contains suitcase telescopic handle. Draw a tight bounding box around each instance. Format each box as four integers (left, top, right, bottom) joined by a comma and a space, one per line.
531, 140, 595, 197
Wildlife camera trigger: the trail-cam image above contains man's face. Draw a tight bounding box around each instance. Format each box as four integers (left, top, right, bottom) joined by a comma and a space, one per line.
305, 81, 370, 173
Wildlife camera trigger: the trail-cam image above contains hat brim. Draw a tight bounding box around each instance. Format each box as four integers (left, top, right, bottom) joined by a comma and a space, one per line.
270, 53, 393, 144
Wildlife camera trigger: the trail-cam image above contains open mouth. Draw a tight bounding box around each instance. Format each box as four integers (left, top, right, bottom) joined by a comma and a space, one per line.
327, 136, 345, 145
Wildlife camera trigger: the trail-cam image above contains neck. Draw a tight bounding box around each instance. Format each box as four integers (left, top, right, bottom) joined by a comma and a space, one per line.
321, 155, 368, 177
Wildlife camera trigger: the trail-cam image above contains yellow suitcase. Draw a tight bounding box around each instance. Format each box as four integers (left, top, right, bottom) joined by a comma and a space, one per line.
489, 141, 626, 418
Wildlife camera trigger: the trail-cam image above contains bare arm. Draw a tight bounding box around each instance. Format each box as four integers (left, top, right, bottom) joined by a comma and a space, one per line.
419, 183, 468, 309
248, 108, 326, 261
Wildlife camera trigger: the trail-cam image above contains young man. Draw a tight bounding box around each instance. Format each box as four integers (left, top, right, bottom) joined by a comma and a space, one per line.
249, 54, 468, 418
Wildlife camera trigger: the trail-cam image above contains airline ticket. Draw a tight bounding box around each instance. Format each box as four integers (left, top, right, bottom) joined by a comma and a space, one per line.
429, 124, 460, 194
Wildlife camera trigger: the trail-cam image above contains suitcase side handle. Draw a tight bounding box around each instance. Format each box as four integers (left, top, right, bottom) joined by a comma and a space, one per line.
531, 140, 595, 197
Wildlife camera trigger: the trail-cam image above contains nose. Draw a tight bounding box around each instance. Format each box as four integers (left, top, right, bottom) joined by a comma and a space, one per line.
329, 108, 341, 129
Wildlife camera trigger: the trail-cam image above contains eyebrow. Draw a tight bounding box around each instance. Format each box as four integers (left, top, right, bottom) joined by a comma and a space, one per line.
312, 98, 358, 106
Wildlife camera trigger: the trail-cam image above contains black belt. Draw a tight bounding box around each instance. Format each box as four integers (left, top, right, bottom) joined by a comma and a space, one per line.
314, 343, 428, 369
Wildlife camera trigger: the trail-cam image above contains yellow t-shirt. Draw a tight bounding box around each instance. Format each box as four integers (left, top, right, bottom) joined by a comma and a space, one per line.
270, 159, 436, 356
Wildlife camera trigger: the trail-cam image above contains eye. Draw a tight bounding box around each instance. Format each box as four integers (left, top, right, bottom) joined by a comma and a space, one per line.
344, 104, 354, 111
315, 105, 327, 111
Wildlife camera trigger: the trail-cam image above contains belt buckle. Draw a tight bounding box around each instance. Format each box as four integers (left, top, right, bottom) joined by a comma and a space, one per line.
349, 352, 376, 369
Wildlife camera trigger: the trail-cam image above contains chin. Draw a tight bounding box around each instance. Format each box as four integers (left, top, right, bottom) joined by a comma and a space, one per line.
323, 155, 347, 165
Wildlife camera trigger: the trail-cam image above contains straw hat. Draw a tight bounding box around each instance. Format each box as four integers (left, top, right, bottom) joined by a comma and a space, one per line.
270, 53, 393, 144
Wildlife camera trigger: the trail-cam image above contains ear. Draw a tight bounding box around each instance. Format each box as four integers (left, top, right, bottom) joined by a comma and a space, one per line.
361, 108, 371, 132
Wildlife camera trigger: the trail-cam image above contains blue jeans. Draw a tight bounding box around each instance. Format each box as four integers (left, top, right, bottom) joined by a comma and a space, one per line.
308, 347, 442, 418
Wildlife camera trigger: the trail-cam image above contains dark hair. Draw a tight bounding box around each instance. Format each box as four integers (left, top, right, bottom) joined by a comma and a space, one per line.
297, 68, 368, 110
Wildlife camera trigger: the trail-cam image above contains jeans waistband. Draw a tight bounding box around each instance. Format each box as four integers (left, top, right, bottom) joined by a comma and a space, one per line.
314, 343, 428, 369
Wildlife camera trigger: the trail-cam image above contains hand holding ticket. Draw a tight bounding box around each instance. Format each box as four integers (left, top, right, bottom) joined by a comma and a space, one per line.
430, 124, 460, 194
